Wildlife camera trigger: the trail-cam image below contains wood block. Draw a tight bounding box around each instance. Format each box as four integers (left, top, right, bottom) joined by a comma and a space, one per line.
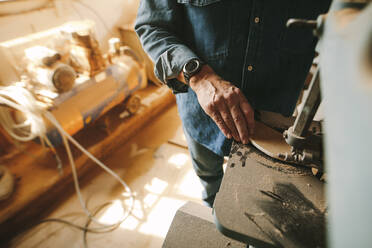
250, 121, 291, 162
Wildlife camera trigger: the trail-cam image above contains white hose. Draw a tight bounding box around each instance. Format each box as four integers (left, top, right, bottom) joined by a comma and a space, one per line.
0, 85, 46, 141
0, 84, 134, 231
44, 111, 134, 229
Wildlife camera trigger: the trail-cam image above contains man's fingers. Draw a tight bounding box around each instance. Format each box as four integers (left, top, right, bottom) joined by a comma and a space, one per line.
208, 109, 232, 139
223, 87, 250, 144
236, 89, 255, 135
229, 104, 250, 144
216, 100, 240, 142
240, 101, 255, 135
196, 80, 254, 143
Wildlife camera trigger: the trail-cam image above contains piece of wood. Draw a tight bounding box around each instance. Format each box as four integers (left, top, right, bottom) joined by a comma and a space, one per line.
0, 85, 175, 243
250, 121, 292, 162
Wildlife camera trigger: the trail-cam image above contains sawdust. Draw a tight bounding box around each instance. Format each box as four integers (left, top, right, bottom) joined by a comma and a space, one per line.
231, 142, 311, 176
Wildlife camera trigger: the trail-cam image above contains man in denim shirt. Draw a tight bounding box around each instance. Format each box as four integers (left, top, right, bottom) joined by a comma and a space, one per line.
135, 0, 330, 207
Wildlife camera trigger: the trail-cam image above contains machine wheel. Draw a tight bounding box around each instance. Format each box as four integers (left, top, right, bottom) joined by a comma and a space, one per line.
125, 94, 141, 114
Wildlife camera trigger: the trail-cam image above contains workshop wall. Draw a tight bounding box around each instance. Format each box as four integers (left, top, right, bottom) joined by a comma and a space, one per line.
0, 0, 139, 48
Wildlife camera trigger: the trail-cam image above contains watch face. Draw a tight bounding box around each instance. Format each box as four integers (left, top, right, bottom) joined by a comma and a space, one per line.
185, 60, 199, 73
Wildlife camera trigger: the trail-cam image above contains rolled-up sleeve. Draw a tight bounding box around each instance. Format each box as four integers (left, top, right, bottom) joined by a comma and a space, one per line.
135, 0, 199, 92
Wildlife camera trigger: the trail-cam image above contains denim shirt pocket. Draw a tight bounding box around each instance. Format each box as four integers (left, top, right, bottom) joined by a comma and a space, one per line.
177, 0, 222, 7
177, 0, 230, 68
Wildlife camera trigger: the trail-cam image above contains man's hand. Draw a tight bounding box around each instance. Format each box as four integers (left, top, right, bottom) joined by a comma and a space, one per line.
188, 65, 255, 144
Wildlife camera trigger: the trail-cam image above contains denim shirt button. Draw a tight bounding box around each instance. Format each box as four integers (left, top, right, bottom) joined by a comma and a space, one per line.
247, 65, 253, 71
254, 17, 260, 24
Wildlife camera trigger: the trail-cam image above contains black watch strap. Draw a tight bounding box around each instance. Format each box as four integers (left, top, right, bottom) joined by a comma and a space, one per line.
183, 59, 204, 85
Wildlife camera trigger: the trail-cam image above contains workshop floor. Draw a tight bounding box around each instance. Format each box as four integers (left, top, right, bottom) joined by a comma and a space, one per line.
9, 104, 204, 248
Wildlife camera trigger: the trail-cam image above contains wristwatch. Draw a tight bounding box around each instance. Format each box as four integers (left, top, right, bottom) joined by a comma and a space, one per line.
182, 58, 204, 85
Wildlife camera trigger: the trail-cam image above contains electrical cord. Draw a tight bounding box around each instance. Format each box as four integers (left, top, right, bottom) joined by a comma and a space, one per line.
0, 84, 64, 172
36, 201, 123, 248
0, 84, 134, 247
0, 85, 46, 142
45, 110, 134, 229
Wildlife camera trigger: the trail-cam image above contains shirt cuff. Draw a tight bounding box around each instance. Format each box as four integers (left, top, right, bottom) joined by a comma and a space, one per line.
154, 44, 199, 92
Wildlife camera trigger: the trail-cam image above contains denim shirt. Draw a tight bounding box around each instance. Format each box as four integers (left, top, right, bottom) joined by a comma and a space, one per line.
135, 0, 330, 156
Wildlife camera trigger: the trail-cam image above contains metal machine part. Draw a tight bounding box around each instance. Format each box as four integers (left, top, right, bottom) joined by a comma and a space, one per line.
46, 51, 147, 146
289, 68, 321, 140
282, 1, 370, 169
286, 15, 326, 37
24, 46, 76, 93
280, 18, 325, 169
26, 61, 76, 93
52, 63, 76, 93
70, 30, 106, 77
320, 2, 372, 247
281, 68, 323, 168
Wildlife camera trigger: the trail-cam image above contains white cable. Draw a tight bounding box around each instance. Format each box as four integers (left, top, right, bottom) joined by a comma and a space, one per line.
0, 85, 46, 141
0, 84, 134, 232
44, 111, 134, 229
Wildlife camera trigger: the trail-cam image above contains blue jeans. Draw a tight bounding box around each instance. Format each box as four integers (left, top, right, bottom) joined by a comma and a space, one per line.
184, 130, 224, 208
